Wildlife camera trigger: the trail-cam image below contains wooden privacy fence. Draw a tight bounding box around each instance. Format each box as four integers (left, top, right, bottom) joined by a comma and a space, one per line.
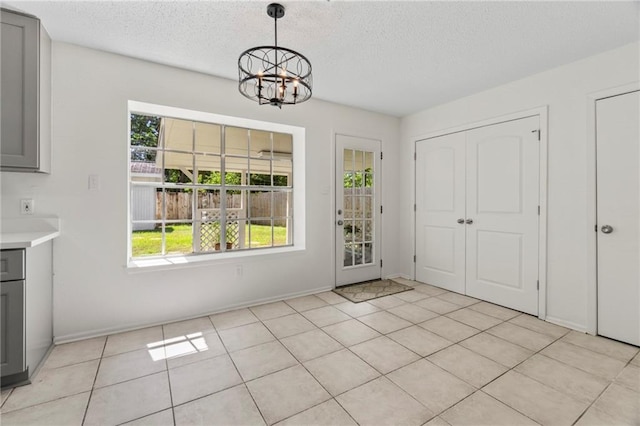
157, 192, 290, 225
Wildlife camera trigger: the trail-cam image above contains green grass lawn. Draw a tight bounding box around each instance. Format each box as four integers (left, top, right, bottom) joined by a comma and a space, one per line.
132, 224, 287, 257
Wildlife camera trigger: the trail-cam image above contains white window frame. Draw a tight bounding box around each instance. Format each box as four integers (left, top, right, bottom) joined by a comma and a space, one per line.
127, 101, 306, 269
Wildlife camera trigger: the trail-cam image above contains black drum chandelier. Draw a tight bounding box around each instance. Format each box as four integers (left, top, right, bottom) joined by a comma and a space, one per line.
238, 3, 312, 108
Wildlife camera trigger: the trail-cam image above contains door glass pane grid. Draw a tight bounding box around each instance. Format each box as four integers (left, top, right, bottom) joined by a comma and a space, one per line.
342, 148, 375, 269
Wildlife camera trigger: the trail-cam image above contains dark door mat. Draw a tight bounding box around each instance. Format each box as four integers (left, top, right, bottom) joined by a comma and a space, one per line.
333, 279, 413, 303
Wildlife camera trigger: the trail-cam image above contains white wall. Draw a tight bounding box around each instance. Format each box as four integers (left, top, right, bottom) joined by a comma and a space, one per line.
4, 40, 635, 341
0, 43, 401, 342
400, 42, 639, 331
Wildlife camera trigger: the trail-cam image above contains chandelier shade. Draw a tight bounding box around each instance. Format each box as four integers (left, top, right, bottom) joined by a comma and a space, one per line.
238, 4, 312, 108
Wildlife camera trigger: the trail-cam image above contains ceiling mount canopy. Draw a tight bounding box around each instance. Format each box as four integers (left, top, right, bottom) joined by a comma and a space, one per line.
238, 3, 312, 108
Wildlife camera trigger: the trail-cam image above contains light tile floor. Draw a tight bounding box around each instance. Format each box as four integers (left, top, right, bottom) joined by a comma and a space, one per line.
1, 279, 639, 426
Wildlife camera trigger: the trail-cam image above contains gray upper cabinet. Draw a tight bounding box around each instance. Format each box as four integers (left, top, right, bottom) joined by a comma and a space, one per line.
1, 9, 51, 173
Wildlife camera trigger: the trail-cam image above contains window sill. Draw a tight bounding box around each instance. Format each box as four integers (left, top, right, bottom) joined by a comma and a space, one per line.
126, 245, 305, 273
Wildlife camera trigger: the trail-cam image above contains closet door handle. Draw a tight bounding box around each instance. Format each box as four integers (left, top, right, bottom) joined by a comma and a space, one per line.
457, 218, 465, 224
465, 219, 474, 225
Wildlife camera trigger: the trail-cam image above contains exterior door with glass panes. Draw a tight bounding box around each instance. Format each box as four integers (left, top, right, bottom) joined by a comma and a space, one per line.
335, 135, 382, 286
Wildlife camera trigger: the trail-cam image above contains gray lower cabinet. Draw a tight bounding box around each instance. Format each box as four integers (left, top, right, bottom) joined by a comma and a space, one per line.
1, 281, 26, 378
0, 250, 26, 382
0, 8, 51, 173
1, 244, 53, 387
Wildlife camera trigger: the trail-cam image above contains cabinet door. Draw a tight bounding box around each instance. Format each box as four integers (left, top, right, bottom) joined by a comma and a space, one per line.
1, 280, 25, 377
1, 10, 39, 170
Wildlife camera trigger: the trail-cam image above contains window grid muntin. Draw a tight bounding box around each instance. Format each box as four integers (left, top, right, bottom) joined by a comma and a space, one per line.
130, 115, 293, 259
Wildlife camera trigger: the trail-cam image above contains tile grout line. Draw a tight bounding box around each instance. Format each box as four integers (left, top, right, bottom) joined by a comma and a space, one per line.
381, 285, 637, 423
0, 388, 13, 410
110, 328, 175, 425
248, 293, 436, 423
161, 321, 177, 426
263, 328, 362, 426
226, 316, 274, 426
470, 390, 541, 426
536, 339, 629, 379
81, 336, 108, 425
470, 327, 598, 425
164, 317, 270, 423
282, 294, 477, 422
248, 307, 368, 424
403, 306, 568, 424
569, 381, 616, 426
114, 408, 172, 426
0, 364, 100, 416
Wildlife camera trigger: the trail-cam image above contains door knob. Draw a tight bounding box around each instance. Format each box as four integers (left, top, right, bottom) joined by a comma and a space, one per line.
465, 219, 473, 225
457, 218, 465, 224
601, 225, 613, 234
337, 220, 344, 226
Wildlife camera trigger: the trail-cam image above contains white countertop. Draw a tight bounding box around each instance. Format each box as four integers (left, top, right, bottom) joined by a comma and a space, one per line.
1, 217, 60, 249
1, 230, 60, 249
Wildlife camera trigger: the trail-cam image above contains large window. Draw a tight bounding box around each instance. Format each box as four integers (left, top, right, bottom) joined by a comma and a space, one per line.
128, 104, 300, 261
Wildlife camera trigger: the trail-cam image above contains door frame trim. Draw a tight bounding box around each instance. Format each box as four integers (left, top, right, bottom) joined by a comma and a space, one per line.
412, 106, 548, 319
333, 131, 384, 287
586, 82, 640, 336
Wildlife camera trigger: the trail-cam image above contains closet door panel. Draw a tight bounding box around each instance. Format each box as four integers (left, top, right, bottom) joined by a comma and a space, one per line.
465, 116, 539, 315
415, 132, 466, 293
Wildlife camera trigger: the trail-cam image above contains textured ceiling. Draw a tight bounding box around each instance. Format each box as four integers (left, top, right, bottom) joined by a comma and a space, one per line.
5, 1, 640, 117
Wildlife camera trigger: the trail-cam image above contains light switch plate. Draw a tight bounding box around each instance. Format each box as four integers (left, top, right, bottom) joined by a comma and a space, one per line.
89, 174, 100, 190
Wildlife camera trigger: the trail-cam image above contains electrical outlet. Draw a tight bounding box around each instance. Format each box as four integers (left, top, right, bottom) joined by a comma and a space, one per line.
21, 199, 34, 215
236, 264, 243, 277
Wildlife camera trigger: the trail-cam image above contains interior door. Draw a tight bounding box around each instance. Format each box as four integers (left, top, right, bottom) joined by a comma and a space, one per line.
415, 132, 466, 293
596, 90, 640, 346
465, 116, 540, 315
335, 135, 382, 286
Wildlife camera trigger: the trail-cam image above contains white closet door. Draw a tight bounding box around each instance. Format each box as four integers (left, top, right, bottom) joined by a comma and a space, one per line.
415, 132, 466, 293
596, 90, 639, 346
465, 116, 539, 315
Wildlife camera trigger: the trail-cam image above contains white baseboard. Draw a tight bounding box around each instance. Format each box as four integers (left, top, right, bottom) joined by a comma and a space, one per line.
544, 315, 587, 333
54, 285, 334, 344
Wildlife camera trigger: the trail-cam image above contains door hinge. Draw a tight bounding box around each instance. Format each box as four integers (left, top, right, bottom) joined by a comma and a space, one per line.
380, 259, 383, 268
413, 254, 416, 263
532, 129, 540, 141
414, 152, 417, 160
380, 205, 383, 214
537, 280, 539, 290
595, 224, 598, 232
380, 152, 383, 160
414, 204, 417, 212
538, 205, 540, 215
